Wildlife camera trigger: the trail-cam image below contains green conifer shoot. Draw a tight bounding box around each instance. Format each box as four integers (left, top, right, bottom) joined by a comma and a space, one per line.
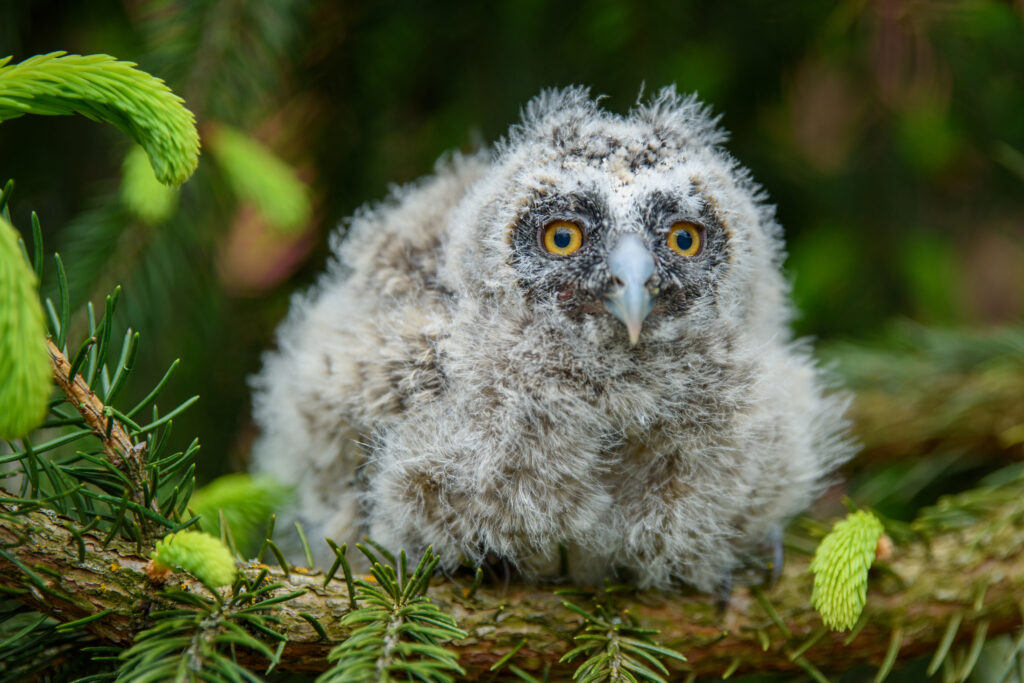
207, 123, 311, 233
121, 144, 179, 224
809, 509, 885, 631
0, 52, 199, 185
151, 530, 238, 588
0, 217, 50, 440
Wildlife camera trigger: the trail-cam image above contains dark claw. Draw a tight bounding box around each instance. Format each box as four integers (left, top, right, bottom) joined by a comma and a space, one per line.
499, 555, 512, 595
764, 526, 784, 588
715, 569, 733, 616
439, 564, 462, 585
480, 553, 513, 596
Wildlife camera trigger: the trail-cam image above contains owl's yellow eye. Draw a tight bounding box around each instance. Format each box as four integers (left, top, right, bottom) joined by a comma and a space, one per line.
542, 220, 584, 255
667, 222, 702, 257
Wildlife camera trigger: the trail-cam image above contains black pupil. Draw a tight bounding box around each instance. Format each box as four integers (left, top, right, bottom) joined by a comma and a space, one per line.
553, 228, 573, 249
675, 229, 693, 251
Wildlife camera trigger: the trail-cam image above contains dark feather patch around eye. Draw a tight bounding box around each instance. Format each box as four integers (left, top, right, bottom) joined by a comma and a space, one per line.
636, 191, 728, 302
510, 191, 608, 257
508, 190, 611, 301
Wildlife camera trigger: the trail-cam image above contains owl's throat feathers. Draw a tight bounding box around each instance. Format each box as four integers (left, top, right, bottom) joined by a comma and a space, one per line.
604, 233, 655, 345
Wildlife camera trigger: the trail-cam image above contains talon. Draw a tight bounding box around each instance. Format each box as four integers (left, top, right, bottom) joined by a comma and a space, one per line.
715, 570, 734, 616
479, 553, 514, 595
765, 526, 784, 588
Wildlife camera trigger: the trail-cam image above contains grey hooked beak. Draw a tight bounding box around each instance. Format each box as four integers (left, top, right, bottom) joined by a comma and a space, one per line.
604, 233, 655, 345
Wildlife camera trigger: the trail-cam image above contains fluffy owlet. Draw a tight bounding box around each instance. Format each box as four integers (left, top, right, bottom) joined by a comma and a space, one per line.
251, 87, 851, 593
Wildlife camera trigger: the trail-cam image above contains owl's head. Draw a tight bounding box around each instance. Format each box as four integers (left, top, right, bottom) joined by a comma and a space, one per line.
444, 86, 788, 346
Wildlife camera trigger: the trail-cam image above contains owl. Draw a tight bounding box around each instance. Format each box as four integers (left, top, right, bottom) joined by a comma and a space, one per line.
250, 86, 851, 593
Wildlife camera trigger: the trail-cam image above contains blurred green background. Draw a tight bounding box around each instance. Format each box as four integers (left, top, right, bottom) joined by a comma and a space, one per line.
1, 0, 1022, 484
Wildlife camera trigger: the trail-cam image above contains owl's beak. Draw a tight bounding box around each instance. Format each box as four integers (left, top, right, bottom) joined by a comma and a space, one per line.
604, 234, 655, 346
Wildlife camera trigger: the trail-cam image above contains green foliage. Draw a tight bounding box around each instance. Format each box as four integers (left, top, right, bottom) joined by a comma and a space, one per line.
136, 0, 306, 124
0, 52, 199, 185
116, 572, 304, 682
894, 98, 959, 175
0, 213, 50, 439
320, 545, 467, 683
558, 587, 686, 683
151, 530, 238, 588
0, 203, 200, 543
912, 462, 1024, 537
898, 232, 960, 323
0, 602, 104, 681
0, 183, 304, 683
0, 201, 202, 674
207, 123, 311, 233
809, 510, 884, 631
189, 473, 292, 553
121, 144, 179, 225
825, 324, 1024, 521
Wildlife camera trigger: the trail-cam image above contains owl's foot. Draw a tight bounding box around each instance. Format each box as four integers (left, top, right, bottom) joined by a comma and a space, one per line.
441, 554, 516, 596
716, 527, 785, 614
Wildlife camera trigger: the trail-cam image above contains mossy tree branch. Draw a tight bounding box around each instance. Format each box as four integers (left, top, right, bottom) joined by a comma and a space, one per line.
1, 499, 1022, 680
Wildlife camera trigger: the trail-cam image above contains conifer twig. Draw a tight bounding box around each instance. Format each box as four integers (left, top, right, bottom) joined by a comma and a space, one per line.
45, 338, 156, 534
46, 339, 139, 472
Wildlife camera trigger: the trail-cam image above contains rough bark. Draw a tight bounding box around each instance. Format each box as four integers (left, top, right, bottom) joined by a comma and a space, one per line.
1, 503, 1021, 679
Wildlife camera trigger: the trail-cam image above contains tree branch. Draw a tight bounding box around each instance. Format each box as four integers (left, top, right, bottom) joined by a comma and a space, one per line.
2, 502, 1022, 679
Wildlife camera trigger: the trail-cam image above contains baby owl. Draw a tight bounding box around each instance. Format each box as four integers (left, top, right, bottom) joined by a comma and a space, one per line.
251, 87, 851, 593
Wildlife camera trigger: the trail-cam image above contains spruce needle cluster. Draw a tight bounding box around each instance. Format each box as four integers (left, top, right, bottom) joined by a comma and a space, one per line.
116, 570, 303, 681
321, 545, 467, 683
558, 586, 686, 683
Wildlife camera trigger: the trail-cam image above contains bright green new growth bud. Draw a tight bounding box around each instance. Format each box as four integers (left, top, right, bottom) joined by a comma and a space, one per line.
809, 509, 885, 631
189, 473, 291, 550
207, 123, 311, 233
0, 52, 200, 185
121, 145, 179, 225
0, 217, 51, 440
151, 531, 237, 588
